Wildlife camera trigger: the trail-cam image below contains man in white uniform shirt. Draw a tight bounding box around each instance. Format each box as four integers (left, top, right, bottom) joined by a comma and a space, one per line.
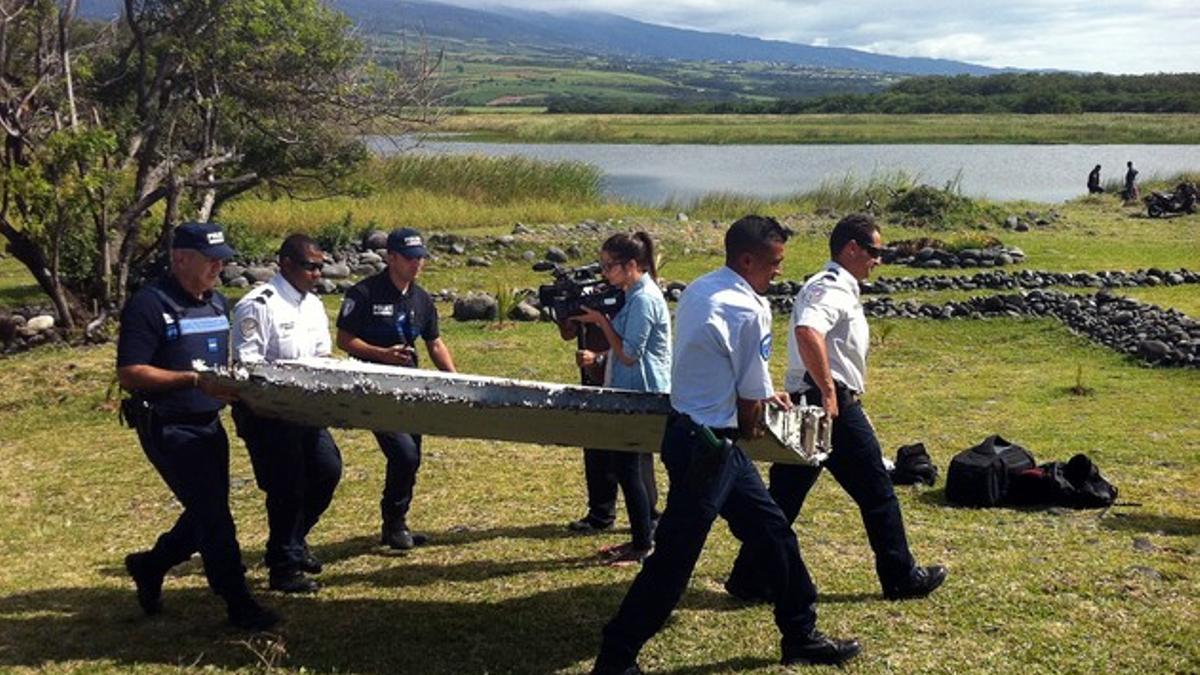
232, 234, 343, 594
726, 213, 946, 602
591, 216, 860, 675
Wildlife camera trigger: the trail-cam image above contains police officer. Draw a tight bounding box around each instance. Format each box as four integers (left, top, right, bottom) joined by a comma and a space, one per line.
232, 233, 343, 594
725, 213, 947, 602
117, 222, 279, 631
591, 216, 860, 674
336, 228, 457, 550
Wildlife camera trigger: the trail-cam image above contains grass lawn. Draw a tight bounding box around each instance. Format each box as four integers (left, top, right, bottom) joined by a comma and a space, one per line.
433, 112, 1200, 145
0, 187, 1197, 673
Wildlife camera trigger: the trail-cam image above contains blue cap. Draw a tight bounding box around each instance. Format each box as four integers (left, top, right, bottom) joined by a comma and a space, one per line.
172, 222, 236, 260
386, 228, 429, 258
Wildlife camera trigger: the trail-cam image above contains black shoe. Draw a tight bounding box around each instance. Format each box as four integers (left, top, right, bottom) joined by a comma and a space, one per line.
382, 526, 415, 550
723, 575, 772, 605
300, 549, 323, 575
883, 565, 948, 600
124, 551, 164, 616
781, 630, 862, 666
227, 595, 282, 632
591, 655, 643, 675
268, 569, 320, 594
567, 517, 614, 534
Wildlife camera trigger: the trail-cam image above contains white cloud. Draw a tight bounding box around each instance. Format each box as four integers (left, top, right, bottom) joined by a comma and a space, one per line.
448, 0, 1200, 73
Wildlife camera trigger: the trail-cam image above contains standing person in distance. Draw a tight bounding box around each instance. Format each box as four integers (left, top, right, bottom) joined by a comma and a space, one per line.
1124, 161, 1140, 202
1087, 164, 1104, 194
725, 213, 947, 604
232, 233, 343, 594
117, 222, 279, 631
573, 232, 671, 565
591, 216, 860, 675
336, 228, 457, 550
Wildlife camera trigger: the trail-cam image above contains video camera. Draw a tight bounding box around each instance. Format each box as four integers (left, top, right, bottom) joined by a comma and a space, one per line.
533, 261, 625, 322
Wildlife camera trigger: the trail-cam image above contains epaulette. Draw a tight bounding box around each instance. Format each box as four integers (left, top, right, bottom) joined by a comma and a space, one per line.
253, 288, 274, 304
821, 272, 837, 283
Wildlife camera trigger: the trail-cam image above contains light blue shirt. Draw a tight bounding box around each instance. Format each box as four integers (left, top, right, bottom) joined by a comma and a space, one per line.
609, 273, 672, 393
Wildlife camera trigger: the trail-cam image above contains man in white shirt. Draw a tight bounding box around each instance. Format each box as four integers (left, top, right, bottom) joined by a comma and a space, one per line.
726, 213, 946, 602
591, 216, 860, 675
232, 234, 343, 594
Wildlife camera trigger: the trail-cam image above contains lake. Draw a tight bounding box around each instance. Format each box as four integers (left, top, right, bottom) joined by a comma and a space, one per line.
367, 137, 1199, 205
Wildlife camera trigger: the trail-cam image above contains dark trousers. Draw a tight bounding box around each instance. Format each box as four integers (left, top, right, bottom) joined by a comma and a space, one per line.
583, 448, 659, 527
233, 405, 343, 573
135, 414, 247, 598
597, 415, 818, 668
374, 431, 421, 518
728, 386, 916, 593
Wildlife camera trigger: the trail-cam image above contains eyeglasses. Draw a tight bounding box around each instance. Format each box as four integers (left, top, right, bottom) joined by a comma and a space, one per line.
856, 241, 886, 259
292, 259, 322, 272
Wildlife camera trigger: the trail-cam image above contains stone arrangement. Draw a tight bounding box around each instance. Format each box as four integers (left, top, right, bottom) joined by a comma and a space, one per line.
884, 245, 1027, 270
860, 267, 1199, 295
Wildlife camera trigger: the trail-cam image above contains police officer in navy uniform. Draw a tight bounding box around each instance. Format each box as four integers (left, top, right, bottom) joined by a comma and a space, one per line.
336, 228, 457, 550
232, 234, 343, 594
724, 213, 947, 603
591, 216, 860, 674
117, 222, 279, 631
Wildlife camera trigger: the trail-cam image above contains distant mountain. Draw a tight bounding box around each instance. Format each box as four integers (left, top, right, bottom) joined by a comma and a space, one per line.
336, 0, 1001, 76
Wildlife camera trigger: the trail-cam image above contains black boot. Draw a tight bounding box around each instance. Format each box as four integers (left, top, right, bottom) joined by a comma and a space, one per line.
124, 551, 165, 616
381, 504, 427, 550
781, 630, 862, 666
225, 590, 282, 631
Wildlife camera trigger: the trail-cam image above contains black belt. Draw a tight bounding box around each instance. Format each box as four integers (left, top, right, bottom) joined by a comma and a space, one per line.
667, 409, 739, 440
156, 410, 221, 425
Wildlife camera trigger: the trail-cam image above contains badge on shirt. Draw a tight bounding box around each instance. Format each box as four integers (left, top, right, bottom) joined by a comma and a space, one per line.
372, 304, 395, 317
206, 337, 220, 353
759, 334, 772, 361
240, 317, 260, 340
341, 297, 356, 317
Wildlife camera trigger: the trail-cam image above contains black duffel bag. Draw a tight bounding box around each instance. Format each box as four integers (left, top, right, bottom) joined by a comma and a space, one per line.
945, 435, 1036, 507
1007, 454, 1118, 509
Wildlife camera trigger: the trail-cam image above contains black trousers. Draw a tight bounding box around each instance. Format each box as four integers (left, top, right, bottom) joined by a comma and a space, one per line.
233, 405, 343, 573
728, 386, 916, 593
135, 413, 248, 598
583, 448, 659, 527
596, 414, 818, 669
374, 431, 421, 518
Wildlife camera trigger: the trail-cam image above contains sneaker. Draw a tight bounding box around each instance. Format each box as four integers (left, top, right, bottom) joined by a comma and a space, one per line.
883, 565, 947, 600
124, 551, 164, 616
781, 629, 862, 666
268, 569, 320, 594
567, 517, 614, 534
227, 595, 282, 632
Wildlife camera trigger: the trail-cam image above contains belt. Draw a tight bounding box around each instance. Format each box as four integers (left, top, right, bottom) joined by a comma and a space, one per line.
667, 409, 739, 440
156, 409, 221, 425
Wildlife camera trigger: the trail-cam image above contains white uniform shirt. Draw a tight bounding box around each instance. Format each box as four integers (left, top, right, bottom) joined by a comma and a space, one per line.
671, 266, 775, 429
785, 261, 869, 394
233, 273, 332, 363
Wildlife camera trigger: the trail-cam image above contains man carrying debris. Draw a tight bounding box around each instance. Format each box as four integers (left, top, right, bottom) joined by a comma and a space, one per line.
336, 228, 457, 550
591, 216, 860, 674
117, 222, 279, 630
725, 213, 946, 603
232, 234, 343, 594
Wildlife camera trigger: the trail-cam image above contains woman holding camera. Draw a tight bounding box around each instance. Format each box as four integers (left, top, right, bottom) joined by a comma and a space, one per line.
575, 232, 672, 565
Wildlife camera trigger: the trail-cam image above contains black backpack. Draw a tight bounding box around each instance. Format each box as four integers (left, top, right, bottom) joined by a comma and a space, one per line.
891, 443, 939, 486
945, 435, 1037, 507
1007, 454, 1118, 509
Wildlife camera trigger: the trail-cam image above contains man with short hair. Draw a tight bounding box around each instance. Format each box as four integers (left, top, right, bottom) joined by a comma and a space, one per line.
725, 213, 947, 603
591, 215, 860, 675
117, 221, 279, 631
232, 233, 343, 594
336, 228, 457, 550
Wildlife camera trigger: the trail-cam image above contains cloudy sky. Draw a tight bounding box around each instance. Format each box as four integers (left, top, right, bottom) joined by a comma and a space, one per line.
452, 0, 1199, 74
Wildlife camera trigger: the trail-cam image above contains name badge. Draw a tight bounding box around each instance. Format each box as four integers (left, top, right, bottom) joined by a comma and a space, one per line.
372, 304, 395, 317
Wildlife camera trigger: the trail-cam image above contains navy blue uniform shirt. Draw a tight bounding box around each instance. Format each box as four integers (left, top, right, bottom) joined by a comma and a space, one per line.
117, 274, 231, 416
336, 272, 439, 367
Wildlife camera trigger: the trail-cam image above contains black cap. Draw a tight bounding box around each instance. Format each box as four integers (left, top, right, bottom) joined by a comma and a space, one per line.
386, 228, 429, 258
172, 222, 236, 260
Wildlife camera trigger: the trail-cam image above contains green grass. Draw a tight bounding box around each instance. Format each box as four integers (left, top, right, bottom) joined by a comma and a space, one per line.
0, 298, 1197, 673
433, 112, 1200, 145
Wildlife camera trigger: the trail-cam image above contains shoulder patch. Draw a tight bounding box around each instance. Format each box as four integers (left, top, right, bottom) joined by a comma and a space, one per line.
759, 333, 772, 361
801, 284, 826, 305
341, 297, 356, 317
239, 317, 260, 339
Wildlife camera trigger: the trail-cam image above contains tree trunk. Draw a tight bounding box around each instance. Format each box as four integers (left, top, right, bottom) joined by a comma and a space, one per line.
0, 220, 87, 329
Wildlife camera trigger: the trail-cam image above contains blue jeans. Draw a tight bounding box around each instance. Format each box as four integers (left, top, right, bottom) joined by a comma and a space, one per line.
234, 405, 343, 573
596, 413, 818, 668
135, 413, 248, 598
729, 386, 916, 593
